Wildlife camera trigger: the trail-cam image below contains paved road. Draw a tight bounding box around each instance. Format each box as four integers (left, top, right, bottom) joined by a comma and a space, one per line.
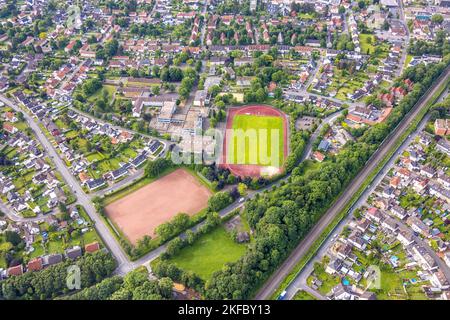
284, 110, 437, 300
254, 66, 450, 300
68, 106, 171, 145
284, 89, 363, 109
301, 285, 326, 300
0, 199, 43, 222
199, 0, 208, 47
0, 80, 348, 275
118, 94, 348, 272
396, 0, 411, 77
93, 168, 145, 197
0, 94, 130, 269
116, 195, 248, 274
289, 107, 450, 300
301, 110, 346, 161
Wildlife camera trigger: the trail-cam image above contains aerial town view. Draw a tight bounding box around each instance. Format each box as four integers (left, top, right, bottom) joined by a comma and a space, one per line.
0, 0, 448, 309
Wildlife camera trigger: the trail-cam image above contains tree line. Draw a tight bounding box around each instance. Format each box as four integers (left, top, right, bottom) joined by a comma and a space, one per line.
60, 267, 173, 300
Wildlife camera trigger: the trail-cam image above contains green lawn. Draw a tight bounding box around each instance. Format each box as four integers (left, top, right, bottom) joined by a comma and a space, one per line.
68, 229, 100, 247
359, 34, 376, 55
0, 255, 6, 268
293, 290, 317, 300
65, 130, 79, 139
121, 147, 137, 159
301, 159, 321, 174
97, 158, 121, 173
167, 226, 247, 280
30, 242, 45, 258
228, 115, 284, 167
377, 269, 428, 300
405, 54, 413, 69
47, 238, 65, 254
86, 151, 105, 162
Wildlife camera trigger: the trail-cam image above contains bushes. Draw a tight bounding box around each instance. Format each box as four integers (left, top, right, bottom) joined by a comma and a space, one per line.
132, 208, 220, 259
207, 191, 233, 212
63, 276, 124, 300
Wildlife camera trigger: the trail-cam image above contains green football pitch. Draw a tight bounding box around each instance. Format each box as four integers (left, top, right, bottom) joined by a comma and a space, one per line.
227, 115, 285, 167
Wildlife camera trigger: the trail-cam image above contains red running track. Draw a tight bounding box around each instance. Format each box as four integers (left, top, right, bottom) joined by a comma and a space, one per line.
220, 104, 289, 178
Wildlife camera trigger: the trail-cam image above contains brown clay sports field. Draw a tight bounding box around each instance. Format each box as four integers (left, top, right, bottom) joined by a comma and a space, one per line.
105, 168, 212, 245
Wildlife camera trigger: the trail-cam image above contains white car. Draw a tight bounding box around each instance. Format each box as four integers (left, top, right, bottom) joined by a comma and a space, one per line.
238, 197, 246, 203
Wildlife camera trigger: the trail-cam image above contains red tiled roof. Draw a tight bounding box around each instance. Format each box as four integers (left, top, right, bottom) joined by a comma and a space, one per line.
7, 264, 23, 276
27, 257, 43, 272
85, 242, 100, 253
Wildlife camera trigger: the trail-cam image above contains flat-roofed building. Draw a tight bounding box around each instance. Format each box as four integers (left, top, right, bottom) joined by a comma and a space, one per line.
158, 101, 177, 123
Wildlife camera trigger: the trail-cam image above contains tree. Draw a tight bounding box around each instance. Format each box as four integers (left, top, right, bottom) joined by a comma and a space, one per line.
152, 85, 160, 96
255, 88, 267, 102
237, 183, 248, 197
82, 78, 102, 96
0, 242, 13, 253
431, 14, 444, 25
274, 88, 283, 99
144, 158, 171, 178
58, 202, 68, 214
155, 222, 174, 240
104, 39, 119, 58
5, 231, 21, 247
158, 277, 173, 297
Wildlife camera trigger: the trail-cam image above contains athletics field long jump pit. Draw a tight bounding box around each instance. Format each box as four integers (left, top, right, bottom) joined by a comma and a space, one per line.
220, 104, 289, 178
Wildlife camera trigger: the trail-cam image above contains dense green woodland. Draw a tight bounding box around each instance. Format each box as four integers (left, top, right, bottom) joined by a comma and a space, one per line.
0, 251, 116, 300
61, 267, 174, 300
408, 31, 450, 57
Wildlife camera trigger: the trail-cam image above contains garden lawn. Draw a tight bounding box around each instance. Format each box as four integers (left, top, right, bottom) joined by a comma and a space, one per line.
359, 34, 376, 55
68, 229, 100, 247
86, 151, 105, 162
377, 269, 428, 300
65, 130, 79, 139
47, 238, 65, 254
228, 115, 284, 167
167, 226, 247, 280
302, 159, 321, 174
87, 85, 116, 103
405, 54, 413, 68
30, 242, 45, 258
0, 255, 6, 268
